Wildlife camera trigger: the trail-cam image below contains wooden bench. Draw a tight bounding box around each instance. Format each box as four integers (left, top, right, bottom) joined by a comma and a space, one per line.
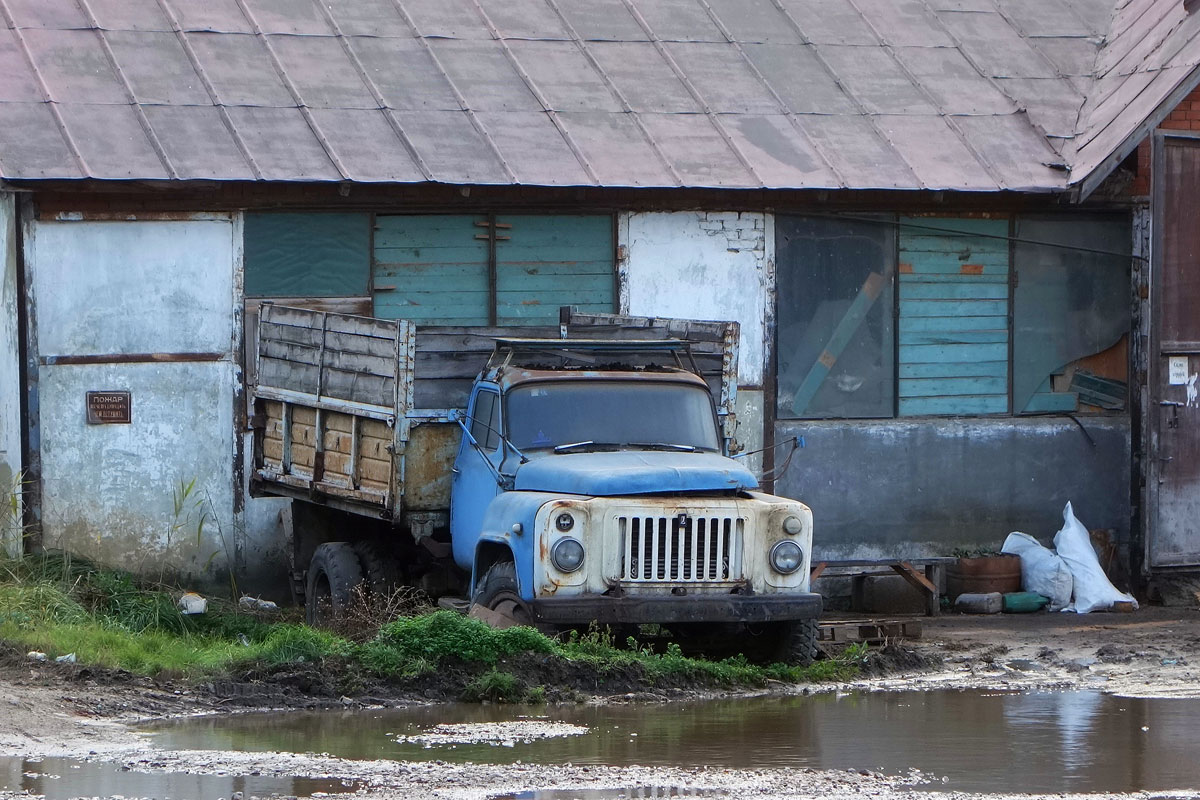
809, 558, 957, 616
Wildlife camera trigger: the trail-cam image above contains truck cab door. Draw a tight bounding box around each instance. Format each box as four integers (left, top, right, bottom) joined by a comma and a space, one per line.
450, 384, 505, 569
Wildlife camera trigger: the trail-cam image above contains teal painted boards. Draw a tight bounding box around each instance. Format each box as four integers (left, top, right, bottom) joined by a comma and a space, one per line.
244, 212, 370, 297
372, 214, 614, 325
374, 215, 490, 325
898, 217, 1009, 416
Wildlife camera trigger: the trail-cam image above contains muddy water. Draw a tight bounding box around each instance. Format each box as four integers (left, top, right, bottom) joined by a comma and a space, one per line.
147, 690, 1200, 794
0, 755, 354, 799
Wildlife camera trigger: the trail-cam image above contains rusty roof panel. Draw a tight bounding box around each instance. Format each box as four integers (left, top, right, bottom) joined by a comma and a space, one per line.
954, 112, 1068, 190
398, 109, 509, 183
587, 41, 700, 112
226, 105, 340, 180
307, 108, 424, 182
0, 29, 46, 101
638, 112, 756, 186
350, 36, 461, 111
22, 28, 129, 103
269, 34, 377, 109
3, 0, 89, 29
400, 0, 491, 39
743, 44, 856, 114
475, 0, 570, 41
876, 114, 998, 190
796, 114, 917, 188
322, 0, 413, 37
430, 39, 543, 112
703, 0, 802, 44
58, 102, 167, 178
164, 0, 255, 33
630, 0, 724, 43
142, 105, 254, 179
818, 45, 936, 115
551, 0, 648, 41
939, 11, 1058, 79
557, 111, 676, 186
663, 42, 782, 114
85, 0, 173, 31
104, 30, 210, 105
186, 32, 295, 106
475, 111, 592, 185
240, 0, 333, 35
506, 40, 623, 112
777, 0, 879, 45
894, 46, 1016, 114
722, 114, 839, 188
0, 102, 80, 177
853, 0, 956, 47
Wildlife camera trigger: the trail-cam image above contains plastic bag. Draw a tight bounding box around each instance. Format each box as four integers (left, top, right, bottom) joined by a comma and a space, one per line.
1001, 531, 1073, 611
1053, 501, 1138, 614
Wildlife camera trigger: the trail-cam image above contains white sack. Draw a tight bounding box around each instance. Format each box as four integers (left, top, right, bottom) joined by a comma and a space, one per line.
1053, 501, 1138, 614
1001, 531, 1073, 611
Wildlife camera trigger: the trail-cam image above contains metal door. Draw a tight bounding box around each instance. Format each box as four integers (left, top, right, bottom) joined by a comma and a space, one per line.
1150, 131, 1200, 567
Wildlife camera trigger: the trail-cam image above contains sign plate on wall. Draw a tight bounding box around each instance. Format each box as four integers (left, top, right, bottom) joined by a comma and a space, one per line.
86, 391, 132, 424
1168, 356, 1190, 386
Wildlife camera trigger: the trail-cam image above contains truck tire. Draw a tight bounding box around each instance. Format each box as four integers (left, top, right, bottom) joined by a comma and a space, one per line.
306, 542, 364, 627
775, 617, 819, 666
471, 561, 532, 626
352, 540, 403, 597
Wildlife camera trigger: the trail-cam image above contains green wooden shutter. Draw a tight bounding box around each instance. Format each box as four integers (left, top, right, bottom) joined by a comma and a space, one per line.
898, 217, 1009, 416
495, 215, 614, 324
373, 215, 490, 325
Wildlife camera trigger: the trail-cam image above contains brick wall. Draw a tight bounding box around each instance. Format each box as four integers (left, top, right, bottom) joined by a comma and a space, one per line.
1129, 85, 1200, 196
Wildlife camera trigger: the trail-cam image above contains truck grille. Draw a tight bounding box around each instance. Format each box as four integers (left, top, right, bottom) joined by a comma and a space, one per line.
618, 514, 744, 582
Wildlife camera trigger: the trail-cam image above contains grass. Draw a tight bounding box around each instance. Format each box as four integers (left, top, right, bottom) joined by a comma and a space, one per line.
0, 553, 866, 697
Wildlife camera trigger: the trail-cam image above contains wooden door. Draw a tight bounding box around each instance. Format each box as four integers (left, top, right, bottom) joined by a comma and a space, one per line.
1150, 132, 1200, 567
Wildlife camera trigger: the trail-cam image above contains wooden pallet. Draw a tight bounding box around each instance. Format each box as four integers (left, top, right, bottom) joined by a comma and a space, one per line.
819, 618, 923, 645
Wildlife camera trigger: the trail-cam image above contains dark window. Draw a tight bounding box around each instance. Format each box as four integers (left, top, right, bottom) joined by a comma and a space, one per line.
470, 389, 501, 451
244, 212, 370, 297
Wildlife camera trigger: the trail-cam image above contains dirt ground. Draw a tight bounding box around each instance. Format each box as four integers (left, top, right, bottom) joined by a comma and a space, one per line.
2, 606, 1199, 800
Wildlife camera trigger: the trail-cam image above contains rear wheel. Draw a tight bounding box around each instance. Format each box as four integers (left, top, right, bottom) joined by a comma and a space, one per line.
352, 540, 403, 597
305, 542, 364, 627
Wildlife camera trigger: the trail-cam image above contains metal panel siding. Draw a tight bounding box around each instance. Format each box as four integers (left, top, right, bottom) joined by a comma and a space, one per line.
495, 215, 614, 324
898, 217, 1010, 416
373, 215, 490, 326
244, 213, 371, 298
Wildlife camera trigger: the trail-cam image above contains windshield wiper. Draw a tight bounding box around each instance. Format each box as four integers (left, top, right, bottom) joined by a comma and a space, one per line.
553, 441, 623, 453
627, 442, 697, 452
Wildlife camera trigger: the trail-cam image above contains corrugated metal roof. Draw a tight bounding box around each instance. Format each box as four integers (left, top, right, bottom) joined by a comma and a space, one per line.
0, 0, 1160, 192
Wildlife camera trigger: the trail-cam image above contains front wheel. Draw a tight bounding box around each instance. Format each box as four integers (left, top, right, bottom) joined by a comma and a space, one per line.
774, 617, 819, 666
306, 542, 364, 627
470, 561, 532, 628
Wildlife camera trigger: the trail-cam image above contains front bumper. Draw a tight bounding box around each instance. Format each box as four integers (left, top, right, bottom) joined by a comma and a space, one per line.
528, 592, 822, 625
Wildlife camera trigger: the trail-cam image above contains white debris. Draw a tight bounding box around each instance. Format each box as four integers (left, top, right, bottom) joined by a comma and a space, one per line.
26, 651, 46, 661
178, 592, 207, 615
238, 596, 279, 612
54, 653, 76, 664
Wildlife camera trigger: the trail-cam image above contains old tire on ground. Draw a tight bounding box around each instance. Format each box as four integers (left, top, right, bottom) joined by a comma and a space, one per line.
352, 540, 404, 597
306, 542, 364, 627
471, 561, 532, 626
775, 617, 819, 666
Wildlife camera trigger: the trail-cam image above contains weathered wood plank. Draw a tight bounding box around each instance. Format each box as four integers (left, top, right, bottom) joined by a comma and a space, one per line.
900, 299, 1007, 317
899, 395, 1008, 415
899, 282, 1008, 300
900, 315, 1008, 333
898, 360, 1008, 379
899, 342, 1008, 363
899, 330, 1008, 346
899, 376, 1007, 397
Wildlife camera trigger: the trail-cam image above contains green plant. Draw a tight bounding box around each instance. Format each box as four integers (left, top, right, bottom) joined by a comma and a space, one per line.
461, 669, 524, 703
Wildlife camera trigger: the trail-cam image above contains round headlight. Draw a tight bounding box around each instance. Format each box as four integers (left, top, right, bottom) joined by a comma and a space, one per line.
555, 512, 575, 532
551, 537, 585, 572
770, 540, 804, 574
782, 515, 803, 535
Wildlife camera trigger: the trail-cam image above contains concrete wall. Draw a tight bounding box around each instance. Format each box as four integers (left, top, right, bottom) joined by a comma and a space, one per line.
777, 416, 1132, 563
0, 194, 20, 557
620, 211, 771, 464
30, 218, 239, 587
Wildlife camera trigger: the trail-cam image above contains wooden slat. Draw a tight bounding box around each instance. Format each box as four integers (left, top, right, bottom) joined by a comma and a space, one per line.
899, 282, 1008, 300
899, 376, 1007, 397
899, 395, 1008, 415
898, 342, 1008, 363
899, 361, 1008, 379
899, 330, 1008, 345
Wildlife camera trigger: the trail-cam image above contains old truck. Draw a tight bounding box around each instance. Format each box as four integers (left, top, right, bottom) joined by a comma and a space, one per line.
249, 305, 821, 663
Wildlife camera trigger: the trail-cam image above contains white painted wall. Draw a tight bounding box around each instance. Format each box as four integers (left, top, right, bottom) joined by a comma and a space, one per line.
620, 211, 772, 462
31, 218, 238, 586
0, 194, 21, 557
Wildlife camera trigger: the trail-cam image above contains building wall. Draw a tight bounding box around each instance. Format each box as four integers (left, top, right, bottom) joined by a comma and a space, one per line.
0, 194, 21, 557
29, 217, 241, 587
620, 211, 770, 465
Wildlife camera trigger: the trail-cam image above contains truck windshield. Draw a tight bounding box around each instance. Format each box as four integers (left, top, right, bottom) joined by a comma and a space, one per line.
505, 381, 721, 452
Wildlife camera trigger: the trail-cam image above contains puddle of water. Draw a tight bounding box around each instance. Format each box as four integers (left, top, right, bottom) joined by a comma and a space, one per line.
0, 755, 354, 800
496, 789, 721, 800
146, 690, 1200, 794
